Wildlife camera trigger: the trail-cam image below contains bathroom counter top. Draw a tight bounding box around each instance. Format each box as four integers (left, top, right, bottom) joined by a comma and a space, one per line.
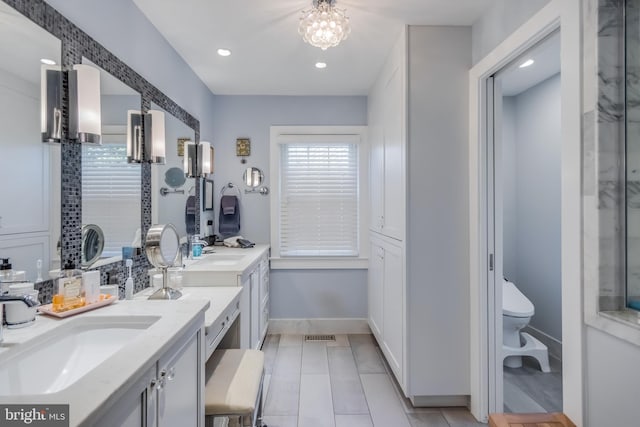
0, 297, 210, 426
181, 244, 270, 286
135, 286, 242, 358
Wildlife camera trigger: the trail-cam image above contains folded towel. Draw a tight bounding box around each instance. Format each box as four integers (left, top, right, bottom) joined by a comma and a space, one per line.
221, 195, 236, 215
219, 195, 240, 238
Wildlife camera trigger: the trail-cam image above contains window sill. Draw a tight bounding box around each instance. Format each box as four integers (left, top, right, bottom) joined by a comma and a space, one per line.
586, 309, 640, 347
270, 257, 368, 270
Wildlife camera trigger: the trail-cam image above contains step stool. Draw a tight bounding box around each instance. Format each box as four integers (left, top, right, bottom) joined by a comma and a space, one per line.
489, 412, 576, 427
205, 349, 266, 427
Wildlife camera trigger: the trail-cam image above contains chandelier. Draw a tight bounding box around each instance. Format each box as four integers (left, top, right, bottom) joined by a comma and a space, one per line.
298, 0, 351, 50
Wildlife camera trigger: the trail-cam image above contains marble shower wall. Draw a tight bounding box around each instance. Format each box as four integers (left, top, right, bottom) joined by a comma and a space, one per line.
626, 0, 640, 302
584, 0, 626, 313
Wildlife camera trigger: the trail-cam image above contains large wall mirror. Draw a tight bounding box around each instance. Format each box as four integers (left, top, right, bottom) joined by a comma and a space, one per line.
0, 1, 61, 281
151, 102, 197, 241
81, 58, 142, 268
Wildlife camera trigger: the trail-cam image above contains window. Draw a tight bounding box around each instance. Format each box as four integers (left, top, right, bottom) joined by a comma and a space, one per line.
82, 129, 141, 257
270, 126, 368, 269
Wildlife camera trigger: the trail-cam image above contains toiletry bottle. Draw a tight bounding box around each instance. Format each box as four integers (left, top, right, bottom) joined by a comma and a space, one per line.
0, 258, 13, 294
125, 258, 134, 300
53, 263, 84, 312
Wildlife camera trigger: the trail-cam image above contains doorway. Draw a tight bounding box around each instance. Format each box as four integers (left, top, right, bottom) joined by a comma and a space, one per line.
488, 31, 563, 413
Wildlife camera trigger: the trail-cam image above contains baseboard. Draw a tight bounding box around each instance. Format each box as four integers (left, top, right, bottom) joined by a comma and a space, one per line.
523, 325, 562, 360
267, 318, 370, 335
410, 395, 470, 407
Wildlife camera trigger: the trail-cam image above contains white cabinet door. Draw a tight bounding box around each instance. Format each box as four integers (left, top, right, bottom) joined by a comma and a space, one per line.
368, 238, 384, 339
239, 275, 251, 349
93, 367, 156, 427
158, 333, 201, 427
382, 239, 403, 380
250, 268, 261, 349
381, 65, 404, 241
369, 100, 385, 233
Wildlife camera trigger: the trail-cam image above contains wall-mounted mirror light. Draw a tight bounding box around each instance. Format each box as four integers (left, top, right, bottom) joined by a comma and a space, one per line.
69, 64, 101, 144
40, 64, 62, 143
144, 110, 166, 164
126, 109, 165, 164
184, 141, 213, 178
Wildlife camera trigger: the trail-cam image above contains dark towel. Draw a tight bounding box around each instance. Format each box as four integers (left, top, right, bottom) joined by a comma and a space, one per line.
219, 195, 240, 238
185, 195, 196, 235
221, 195, 236, 215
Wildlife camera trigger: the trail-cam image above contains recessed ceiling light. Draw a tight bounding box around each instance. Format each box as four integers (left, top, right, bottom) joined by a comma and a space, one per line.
519, 59, 534, 68
315, 62, 327, 69
217, 48, 231, 57
40, 58, 56, 65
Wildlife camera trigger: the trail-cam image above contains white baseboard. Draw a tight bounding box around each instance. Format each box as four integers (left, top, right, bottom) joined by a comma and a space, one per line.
267, 318, 370, 335
523, 325, 562, 360
410, 395, 470, 407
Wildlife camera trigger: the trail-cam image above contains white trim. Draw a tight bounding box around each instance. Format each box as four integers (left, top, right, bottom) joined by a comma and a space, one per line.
267, 318, 370, 335
468, 1, 583, 424
269, 125, 369, 268
270, 257, 368, 270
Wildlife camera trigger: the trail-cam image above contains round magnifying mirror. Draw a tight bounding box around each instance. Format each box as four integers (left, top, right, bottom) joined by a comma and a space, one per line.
145, 224, 182, 300
243, 167, 264, 188
146, 223, 180, 268
82, 224, 105, 267
165, 167, 187, 188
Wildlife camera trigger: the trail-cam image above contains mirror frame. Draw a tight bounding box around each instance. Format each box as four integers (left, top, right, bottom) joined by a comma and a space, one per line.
2, 0, 200, 300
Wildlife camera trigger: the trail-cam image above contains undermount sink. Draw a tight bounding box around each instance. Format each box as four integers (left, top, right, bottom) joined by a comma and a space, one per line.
0, 316, 159, 396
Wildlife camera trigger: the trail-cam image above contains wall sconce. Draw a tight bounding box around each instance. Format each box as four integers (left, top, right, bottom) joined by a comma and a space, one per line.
127, 110, 143, 163
184, 141, 214, 178
127, 110, 165, 164
40, 65, 62, 143
144, 110, 166, 164
69, 64, 101, 144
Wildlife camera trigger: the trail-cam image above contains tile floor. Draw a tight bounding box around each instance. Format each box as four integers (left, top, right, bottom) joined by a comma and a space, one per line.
503, 355, 563, 413
260, 334, 485, 427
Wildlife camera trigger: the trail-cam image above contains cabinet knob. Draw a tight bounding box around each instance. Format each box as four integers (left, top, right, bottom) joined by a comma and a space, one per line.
167, 367, 175, 381
157, 369, 167, 390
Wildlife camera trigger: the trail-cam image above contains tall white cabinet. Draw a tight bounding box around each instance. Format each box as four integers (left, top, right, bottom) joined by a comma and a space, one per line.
367, 26, 472, 406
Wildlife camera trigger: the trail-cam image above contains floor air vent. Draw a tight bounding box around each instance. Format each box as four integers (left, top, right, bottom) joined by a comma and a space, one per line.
304, 334, 336, 342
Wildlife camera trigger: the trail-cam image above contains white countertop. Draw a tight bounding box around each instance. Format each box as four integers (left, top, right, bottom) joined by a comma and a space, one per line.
0, 298, 209, 426
180, 244, 269, 286
135, 286, 242, 333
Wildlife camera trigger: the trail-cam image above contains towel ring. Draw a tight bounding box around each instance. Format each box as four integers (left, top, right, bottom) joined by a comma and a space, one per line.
220, 182, 242, 197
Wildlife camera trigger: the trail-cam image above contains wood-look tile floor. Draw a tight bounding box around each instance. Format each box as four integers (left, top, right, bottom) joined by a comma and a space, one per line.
261, 334, 485, 427
503, 355, 563, 414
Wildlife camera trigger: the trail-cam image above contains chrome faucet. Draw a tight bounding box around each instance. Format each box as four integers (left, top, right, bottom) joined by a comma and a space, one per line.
0, 294, 39, 343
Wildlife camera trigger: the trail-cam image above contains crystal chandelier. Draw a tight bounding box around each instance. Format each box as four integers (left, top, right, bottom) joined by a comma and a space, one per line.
298, 0, 351, 50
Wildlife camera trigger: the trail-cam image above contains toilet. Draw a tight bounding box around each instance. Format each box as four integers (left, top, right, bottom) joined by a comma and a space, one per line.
502, 279, 550, 372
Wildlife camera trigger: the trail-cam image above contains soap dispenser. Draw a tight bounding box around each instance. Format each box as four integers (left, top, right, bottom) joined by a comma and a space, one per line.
0, 258, 13, 294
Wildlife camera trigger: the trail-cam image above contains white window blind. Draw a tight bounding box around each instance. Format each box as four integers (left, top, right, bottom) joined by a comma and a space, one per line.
82, 140, 141, 257
280, 142, 359, 256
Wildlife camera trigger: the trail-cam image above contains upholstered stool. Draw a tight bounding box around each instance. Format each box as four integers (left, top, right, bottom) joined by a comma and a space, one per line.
489, 412, 576, 427
205, 349, 266, 427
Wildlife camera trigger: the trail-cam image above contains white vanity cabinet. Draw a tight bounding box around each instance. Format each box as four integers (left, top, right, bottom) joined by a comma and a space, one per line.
182, 245, 270, 351
95, 321, 203, 427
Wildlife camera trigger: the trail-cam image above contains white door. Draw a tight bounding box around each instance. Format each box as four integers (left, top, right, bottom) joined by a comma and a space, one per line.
486, 75, 505, 414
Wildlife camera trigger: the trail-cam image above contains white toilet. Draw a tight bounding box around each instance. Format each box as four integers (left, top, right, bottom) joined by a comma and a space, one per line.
502, 279, 550, 372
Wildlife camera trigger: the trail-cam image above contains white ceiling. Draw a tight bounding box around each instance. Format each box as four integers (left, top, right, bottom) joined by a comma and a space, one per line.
500, 31, 561, 97
133, 0, 496, 96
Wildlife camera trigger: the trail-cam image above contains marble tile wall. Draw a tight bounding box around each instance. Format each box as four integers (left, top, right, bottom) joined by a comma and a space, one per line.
584, 0, 627, 313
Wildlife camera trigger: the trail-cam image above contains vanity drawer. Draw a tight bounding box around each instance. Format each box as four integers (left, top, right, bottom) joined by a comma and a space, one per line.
205, 298, 240, 359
